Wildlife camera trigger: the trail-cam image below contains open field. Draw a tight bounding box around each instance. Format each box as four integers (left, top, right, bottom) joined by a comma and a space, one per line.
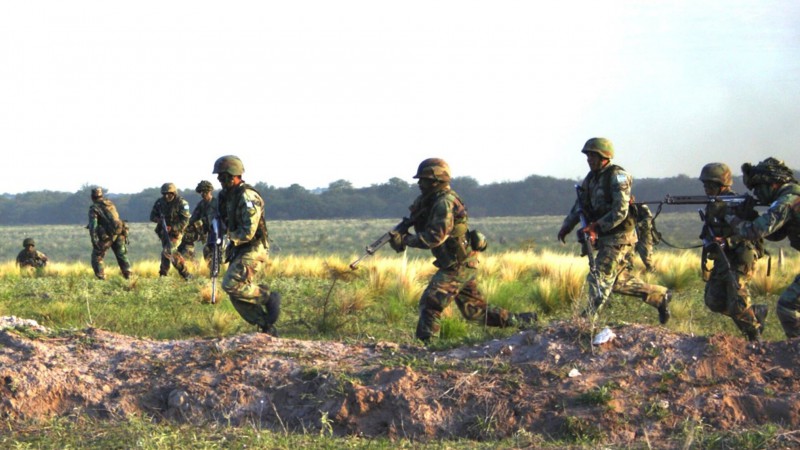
2, 215, 799, 448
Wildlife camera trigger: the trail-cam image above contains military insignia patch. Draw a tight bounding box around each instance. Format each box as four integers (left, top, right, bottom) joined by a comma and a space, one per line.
616, 173, 628, 184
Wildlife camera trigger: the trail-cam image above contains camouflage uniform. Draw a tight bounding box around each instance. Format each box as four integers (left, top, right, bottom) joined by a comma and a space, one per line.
398, 159, 534, 342
559, 138, 670, 322
214, 155, 280, 335
16, 238, 48, 273
178, 182, 218, 269
732, 158, 800, 338
88, 189, 132, 280
700, 188, 764, 341
631, 203, 656, 271
150, 184, 192, 279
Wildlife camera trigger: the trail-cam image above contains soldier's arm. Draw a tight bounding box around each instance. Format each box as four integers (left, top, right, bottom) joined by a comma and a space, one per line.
735, 198, 795, 241
405, 198, 451, 249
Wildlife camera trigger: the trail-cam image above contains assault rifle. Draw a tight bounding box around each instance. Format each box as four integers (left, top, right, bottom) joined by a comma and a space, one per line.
663, 194, 764, 207
574, 185, 603, 309
349, 217, 414, 270
208, 217, 223, 304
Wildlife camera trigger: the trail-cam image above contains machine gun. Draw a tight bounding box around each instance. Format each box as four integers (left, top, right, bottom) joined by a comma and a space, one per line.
349, 217, 414, 270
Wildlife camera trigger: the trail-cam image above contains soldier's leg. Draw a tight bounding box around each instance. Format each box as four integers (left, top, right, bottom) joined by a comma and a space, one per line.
91, 241, 110, 280
728, 255, 761, 340
167, 237, 191, 280
612, 244, 670, 323
203, 243, 214, 272
222, 251, 272, 331
588, 243, 628, 315
111, 237, 133, 279
704, 264, 729, 314
776, 274, 800, 339
415, 270, 455, 342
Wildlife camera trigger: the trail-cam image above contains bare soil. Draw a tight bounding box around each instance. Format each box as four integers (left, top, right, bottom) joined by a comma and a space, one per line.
2, 316, 800, 447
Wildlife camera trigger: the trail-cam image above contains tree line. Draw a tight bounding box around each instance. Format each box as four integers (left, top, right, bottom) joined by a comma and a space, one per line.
0, 174, 751, 225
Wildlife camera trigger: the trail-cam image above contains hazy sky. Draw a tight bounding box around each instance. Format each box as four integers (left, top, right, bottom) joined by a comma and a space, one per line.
2, 1, 799, 195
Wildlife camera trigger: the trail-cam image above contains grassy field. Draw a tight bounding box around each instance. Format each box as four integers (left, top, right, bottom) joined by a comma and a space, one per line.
2, 214, 798, 448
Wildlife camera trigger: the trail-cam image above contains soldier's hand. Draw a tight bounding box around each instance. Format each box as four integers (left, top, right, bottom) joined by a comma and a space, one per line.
388, 231, 406, 253
557, 226, 571, 244
581, 222, 599, 246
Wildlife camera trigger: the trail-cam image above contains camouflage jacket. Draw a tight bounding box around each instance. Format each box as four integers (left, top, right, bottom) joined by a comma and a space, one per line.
562, 164, 636, 245
188, 197, 219, 237
405, 185, 475, 269
149, 196, 191, 238
16, 249, 48, 268
734, 183, 800, 251
219, 182, 268, 249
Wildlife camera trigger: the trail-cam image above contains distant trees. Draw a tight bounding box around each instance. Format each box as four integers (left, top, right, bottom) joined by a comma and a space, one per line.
0, 173, 760, 225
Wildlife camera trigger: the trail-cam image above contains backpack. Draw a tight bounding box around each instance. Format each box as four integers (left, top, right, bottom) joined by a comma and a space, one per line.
95, 199, 126, 236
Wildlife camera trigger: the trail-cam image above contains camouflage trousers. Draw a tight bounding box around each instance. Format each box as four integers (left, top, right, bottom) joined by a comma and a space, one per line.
704, 246, 760, 339
634, 224, 655, 270
222, 243, 272, 329
589, 243, 668, 316
178, 239, 214, 271
160, 236, 190, 278
777, 273, 800, 338
92, 235, 132, 279
415, 263, 516, 342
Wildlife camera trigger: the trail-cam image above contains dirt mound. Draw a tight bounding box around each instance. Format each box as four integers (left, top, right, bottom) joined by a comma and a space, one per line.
2, 317, 800, 446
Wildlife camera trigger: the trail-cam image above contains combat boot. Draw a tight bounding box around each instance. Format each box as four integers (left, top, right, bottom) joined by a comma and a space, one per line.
180, 271, 193, 281
658, 291, 672, 325
258, 285, 281, 336
123, 271, 133, 280
95, 272, 106, 281
754, 304, 769, 338
514, 312, 538, 329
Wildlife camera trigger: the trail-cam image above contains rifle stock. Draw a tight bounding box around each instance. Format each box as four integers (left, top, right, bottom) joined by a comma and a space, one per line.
349, 217, 414, 270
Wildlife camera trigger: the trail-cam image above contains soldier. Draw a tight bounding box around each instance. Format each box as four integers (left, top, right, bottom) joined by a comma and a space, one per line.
16, 238, 48, 273
389, 158, 536, 344
728, 157, 800, 339
630, 200, 657, 272
697, 163, 767, 342
213, 155, 280, 335
150, 183, 192, 280
178, 180, 218, 270
88, 187, 133, 280
557, 138, 671, 323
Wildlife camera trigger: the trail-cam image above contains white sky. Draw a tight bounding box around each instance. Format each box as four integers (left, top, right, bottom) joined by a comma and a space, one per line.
2, 1, 799, 195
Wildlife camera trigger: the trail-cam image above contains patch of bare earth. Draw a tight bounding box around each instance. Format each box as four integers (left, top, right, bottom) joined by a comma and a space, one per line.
2, 316, 800, 446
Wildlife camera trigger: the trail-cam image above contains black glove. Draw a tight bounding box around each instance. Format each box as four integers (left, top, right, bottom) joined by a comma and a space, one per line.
388, 231, 407, 253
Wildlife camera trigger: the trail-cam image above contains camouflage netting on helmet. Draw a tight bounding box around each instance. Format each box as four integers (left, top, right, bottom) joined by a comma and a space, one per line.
742, 157, 797, 189
195, 180, 214, 193
23, 238, 35, 247
161, 183, 178, 194
699, 163, 733, 187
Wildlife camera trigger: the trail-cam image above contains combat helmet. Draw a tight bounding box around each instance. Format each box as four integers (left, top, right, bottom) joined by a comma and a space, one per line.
91, 187, 104, 199
742, 157, 797, 190
413, 158, 451, 182
699, 163, 733, 187
581, 137, 614, 159
213, 155, 245, 176
23, 238, 35, 247
195, 180, 214, 193
161, 183, 177, 194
